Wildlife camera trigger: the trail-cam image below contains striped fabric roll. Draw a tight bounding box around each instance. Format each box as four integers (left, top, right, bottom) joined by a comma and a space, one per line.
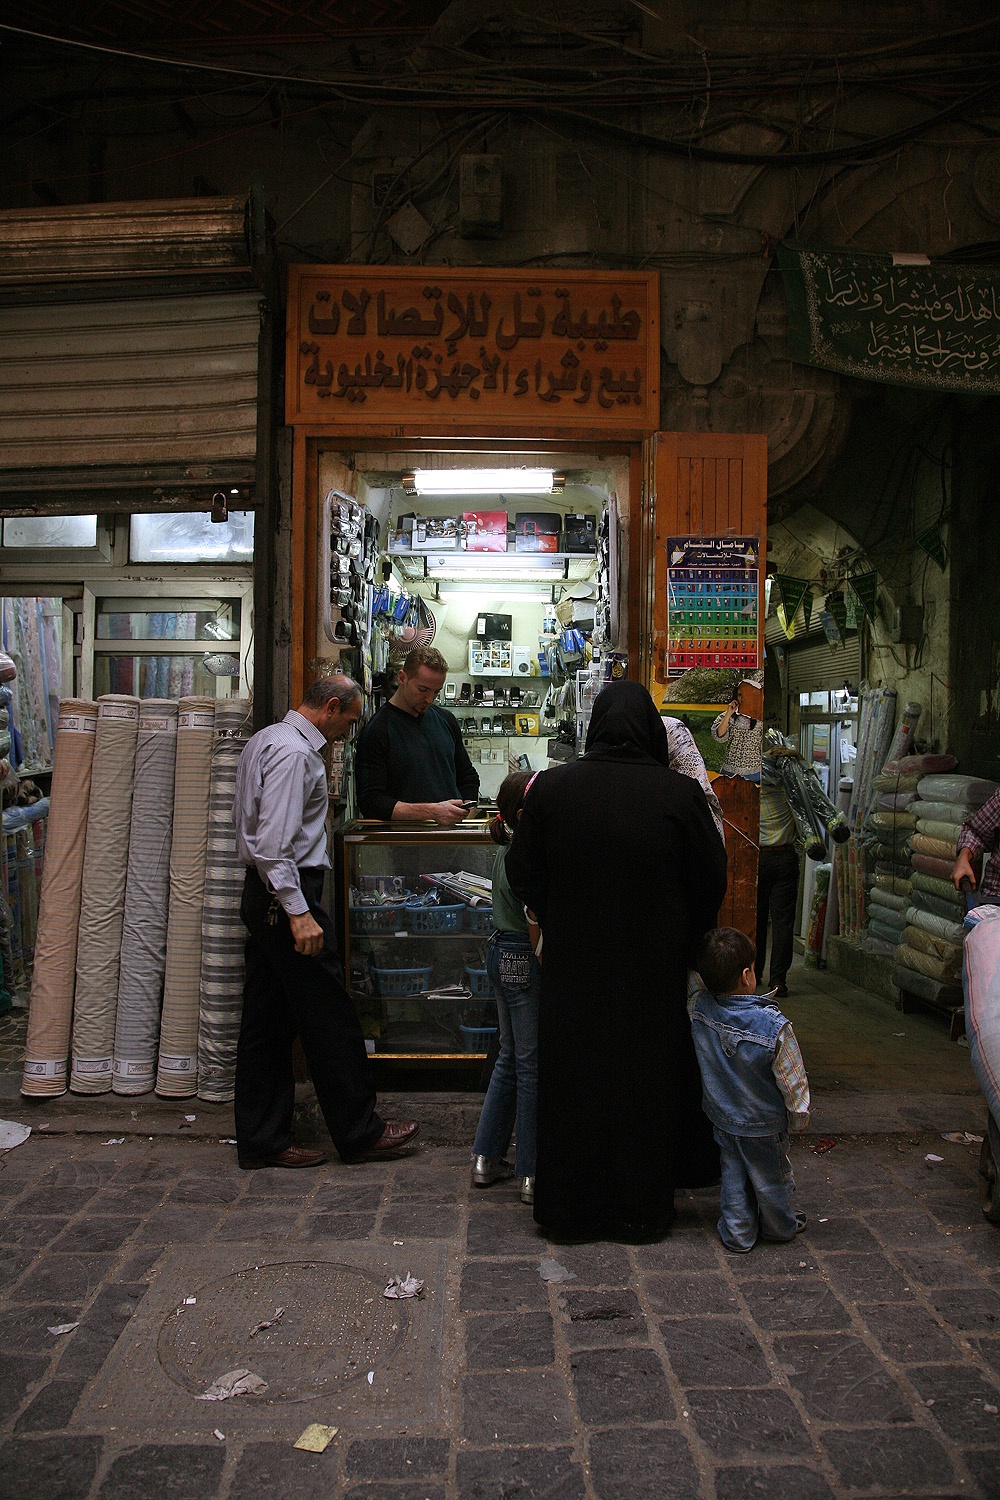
70, 695, 140, 1093
157, 696, 216, 1096
113, 699, 178, 1095
22, 700, 98, 1095
197, 697, 252, 1102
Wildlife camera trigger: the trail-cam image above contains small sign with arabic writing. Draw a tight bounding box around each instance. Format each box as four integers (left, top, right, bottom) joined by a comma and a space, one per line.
287, 267, 659, 431
778, 241, 1000, 394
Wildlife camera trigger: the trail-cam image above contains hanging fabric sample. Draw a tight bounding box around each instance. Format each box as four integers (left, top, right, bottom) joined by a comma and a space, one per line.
113, 699, 178, 1094
197, 697, 252, 1102
21, 700, 98, 1096
70, 694, 140, 1093
157, 696, 215, 1096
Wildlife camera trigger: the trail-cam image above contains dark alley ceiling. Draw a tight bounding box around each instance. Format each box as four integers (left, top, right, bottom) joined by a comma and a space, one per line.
4, 1, 452, 46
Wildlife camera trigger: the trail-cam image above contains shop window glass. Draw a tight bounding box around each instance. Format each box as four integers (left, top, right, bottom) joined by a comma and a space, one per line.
129, 511, 254, 563
93, 597, 242, 699
3, 515, 98, 548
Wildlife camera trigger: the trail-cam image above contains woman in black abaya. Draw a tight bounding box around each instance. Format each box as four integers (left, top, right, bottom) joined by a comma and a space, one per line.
505, 680, 728, 1240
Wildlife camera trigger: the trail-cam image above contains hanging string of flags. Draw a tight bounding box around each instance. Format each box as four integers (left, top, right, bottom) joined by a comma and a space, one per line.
772, 570, 879, 645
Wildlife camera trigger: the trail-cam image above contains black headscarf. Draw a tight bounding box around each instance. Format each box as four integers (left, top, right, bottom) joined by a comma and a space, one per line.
584, 680, 670, 767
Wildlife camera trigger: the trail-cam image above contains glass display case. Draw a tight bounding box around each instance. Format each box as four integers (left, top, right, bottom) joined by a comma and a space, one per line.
336, 820, 499, 1064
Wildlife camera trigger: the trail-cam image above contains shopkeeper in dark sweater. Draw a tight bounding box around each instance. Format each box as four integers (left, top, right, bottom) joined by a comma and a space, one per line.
355, 644, 480, 825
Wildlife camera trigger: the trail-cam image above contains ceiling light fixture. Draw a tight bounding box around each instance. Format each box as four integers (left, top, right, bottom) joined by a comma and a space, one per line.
424, 553, 565, 582
403, 468, 562, 496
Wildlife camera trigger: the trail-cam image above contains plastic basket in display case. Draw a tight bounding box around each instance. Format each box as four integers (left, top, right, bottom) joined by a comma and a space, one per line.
465, 905, 494, 934
349, 903, 409, 934
406, 902, 465, 933
372, 965, 434, 996
464, 965, 492, 997
460, 1024, 498, 1052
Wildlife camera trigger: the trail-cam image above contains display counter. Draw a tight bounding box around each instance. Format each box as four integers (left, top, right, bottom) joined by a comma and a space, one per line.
335, 819, 497, 1066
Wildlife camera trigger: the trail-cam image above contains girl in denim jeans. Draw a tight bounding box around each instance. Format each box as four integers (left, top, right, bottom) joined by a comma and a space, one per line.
470, 770, 541, 1205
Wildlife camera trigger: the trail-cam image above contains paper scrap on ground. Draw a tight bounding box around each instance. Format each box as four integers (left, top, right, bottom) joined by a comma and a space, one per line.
47, 1322, 78, 1336
213, 1430, 225, 1441
0, 1121, 31, 1152
811, 1138, 837, 1155
184, 1297, 197, 1305
250, 1306, 285, 1335
196, 1369, 268, 1401
941, 1131, 984, 1144
384, 1273, 424, 1300
367, 1370, 374, 1385
103, 1137, 125, 1146
539, 1258, 577, 1283
294, 1423, 339, 1453
925, 1153, 945, 1163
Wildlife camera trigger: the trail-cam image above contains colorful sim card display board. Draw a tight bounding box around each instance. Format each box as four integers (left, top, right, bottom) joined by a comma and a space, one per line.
666, 536, 761, 678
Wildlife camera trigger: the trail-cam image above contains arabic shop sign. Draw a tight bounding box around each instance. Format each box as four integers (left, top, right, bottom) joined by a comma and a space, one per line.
777, 242, 1000, 394
286, 267, 659, 431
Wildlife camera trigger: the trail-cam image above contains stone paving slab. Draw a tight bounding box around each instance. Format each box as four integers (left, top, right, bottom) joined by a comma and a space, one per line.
1, 1128, 1000, 1497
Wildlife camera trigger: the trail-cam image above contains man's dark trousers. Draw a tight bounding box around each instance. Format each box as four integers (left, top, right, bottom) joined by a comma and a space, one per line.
755, 844, 799, 988
235, 867, 384, 1161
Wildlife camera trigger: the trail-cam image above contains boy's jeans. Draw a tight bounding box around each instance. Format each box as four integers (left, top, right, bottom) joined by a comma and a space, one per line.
472, 932, 539, 1177
714, 1126, 797, 1251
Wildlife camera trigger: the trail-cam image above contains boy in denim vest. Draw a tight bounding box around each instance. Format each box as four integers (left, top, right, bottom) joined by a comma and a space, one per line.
689, 928, 810, 1253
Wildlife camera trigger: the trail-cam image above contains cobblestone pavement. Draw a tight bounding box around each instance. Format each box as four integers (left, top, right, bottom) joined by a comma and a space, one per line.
2, 1126, 1000, 1498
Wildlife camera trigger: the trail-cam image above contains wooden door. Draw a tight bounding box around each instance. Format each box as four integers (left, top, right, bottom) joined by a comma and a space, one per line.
646, 432, 768, 942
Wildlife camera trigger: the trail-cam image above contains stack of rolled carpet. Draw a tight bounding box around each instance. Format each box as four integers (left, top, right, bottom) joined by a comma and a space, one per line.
21, 693, 252, 1103
893, 771, 1000, 1017
862, 753, 958, 956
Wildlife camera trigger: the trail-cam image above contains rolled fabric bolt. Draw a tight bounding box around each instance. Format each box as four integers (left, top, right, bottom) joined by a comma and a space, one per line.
910, 852, 957, 881
197, 699, 252, 1103
904, 905, 965, 947
902, 924, 962, 965
21, 701, 97, 1097
157, 697, 216, 1097
71, 695, 140, 1094
113, 700, 178, 1094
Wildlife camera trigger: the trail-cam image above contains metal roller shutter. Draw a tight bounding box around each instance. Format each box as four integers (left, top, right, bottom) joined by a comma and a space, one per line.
0, 291, 261, 500
786, 632, 862, 695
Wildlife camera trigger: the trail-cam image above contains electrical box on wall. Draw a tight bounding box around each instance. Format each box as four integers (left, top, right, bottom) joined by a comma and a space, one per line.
892, 603, 925, 645
459, 154, 504, 238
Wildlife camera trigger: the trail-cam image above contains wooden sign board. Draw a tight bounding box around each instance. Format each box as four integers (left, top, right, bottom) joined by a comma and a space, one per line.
287, 266, 659, 433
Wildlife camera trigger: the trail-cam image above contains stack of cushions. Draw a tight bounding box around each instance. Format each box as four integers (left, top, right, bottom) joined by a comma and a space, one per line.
893, 772, 999, 1011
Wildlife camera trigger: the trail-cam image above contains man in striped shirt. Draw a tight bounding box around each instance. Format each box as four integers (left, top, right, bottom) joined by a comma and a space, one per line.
232, 675, 418, 1169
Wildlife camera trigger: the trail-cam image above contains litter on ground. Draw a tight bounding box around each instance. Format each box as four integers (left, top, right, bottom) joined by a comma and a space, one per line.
196, 1369, 268, 1401
539, 1258, 577, 1283
0, 1121, 31, 1151
250, 1307, 285, 1335
941, 1131, 983, 1144
294, 1424, 339, 1453
384, 1273, 424, 1300
47, 1322, 78, 1336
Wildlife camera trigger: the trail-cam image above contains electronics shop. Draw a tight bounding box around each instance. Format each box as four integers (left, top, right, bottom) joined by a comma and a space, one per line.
286, 266, 767, 1065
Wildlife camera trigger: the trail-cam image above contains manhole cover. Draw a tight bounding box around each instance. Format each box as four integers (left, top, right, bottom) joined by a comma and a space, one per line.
157, 1261, 410, 1402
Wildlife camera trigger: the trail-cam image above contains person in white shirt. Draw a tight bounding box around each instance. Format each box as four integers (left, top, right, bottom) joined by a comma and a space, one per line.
232, 674, 417, 1169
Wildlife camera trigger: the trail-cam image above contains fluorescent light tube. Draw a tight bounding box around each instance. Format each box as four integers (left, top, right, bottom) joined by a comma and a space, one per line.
406, 468, 558, 495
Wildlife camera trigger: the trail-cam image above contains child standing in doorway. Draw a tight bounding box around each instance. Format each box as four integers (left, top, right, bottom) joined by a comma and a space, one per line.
689, 928, 810, 1253
470, 770, 541, 1206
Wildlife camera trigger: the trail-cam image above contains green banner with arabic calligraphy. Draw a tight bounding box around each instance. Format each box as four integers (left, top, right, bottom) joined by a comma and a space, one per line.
287, 266, 660, 432
777, 242, 1000, 394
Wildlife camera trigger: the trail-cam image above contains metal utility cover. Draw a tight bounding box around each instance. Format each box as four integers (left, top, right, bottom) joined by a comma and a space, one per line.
73, 1242, 448, 1440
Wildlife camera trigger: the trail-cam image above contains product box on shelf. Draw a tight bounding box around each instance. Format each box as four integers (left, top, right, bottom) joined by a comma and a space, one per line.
563, 513, 598, 552
462, 511, 508, 552
468, 641, 513, 676
514, 513, 561, 552
412, 516, 461, 550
